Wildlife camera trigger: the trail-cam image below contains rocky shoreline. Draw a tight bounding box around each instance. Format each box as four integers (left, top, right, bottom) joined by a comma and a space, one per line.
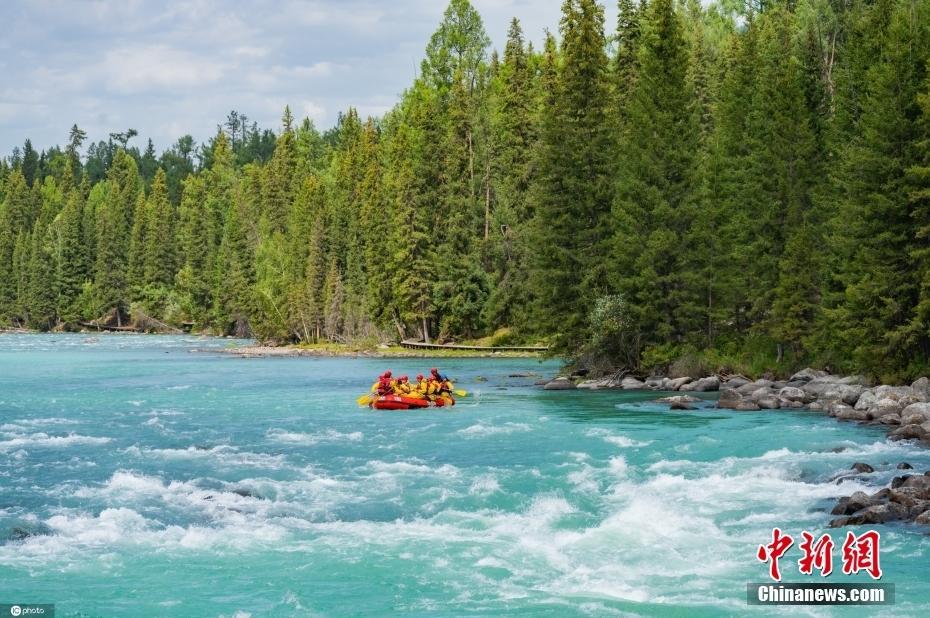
203, 344, 544, 359
558, 368, 930, 448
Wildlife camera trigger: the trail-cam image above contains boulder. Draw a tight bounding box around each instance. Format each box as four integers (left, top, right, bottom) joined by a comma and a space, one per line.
543, 377, 576, 391
843, 503, 908, 525
779, 398, 806, 409
757, 396, 781, 410
717, 388, 744, 409
832, 404, 868, 421
911, 376, 930, 400
869, 398, 903, 419
664, 376, 692, 391
734, 401, 761, 411
898, 462, 914, 470
778, 386, 811, 403
888, 487, 926, 508
576, 379, 611, 390
807, 401, 827, 411
915, 510, 930, 525
830, 491, 875, 515
656, 395, 700, 405
891, 475, 913, 489
687, 375, 720, 392
789, 368, 828, 383
901, 474, 930, 494
873, 385, 920, 405
870, 488, 893, 501
621, 377, 646, 390
851, 462, 875, 474
750, 387, 775, 403
804, 383, 864, 406
854, 390, 878, 411
900, 402, 930, 424
723, 375, 751, 388
644, 376, 665, 390
889, 425, 926, 441
736, 380, 771, 395
878, 413, 902, 425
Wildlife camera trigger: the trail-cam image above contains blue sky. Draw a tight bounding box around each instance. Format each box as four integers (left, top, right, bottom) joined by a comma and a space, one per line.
1, 1, 618, 155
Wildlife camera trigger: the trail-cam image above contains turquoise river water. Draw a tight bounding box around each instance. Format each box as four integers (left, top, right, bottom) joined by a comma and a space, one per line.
1, 334, 929, 617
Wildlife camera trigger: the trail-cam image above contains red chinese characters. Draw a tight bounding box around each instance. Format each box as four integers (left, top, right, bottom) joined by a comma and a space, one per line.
841, 530, 882, 580
757, 528, 794, 582
798, 531, 834, 576
757, 529, 883, 581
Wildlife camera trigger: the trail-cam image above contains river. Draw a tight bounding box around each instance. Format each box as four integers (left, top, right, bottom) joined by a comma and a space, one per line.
1, 334, 928, 616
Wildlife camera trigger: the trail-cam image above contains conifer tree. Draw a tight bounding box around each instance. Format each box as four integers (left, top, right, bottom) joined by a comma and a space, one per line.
611, 0, 698, 351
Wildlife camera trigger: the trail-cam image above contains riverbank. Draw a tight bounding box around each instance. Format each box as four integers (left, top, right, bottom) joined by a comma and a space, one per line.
206, 342, 549, 359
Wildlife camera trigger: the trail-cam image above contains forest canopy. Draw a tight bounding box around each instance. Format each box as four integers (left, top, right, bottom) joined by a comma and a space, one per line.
2, 0, 930, 382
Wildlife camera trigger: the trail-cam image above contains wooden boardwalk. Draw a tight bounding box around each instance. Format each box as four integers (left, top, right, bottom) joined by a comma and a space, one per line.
399, 340, 548, 352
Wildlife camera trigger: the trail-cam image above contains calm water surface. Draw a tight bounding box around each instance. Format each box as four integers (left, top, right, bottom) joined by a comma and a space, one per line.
1, 334, 928, 616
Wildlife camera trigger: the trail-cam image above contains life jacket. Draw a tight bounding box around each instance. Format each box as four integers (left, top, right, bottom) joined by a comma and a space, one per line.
377, 376, 393, 395
396, 381, 412, 395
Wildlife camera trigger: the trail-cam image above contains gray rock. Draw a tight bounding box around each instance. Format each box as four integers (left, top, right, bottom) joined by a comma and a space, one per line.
870, 398, 903, 419
854, 390, 878, 411
644, 376, 665, 390
778, 386, 814, 404
843, 503, 908, 525
832, 404, 868, 420
687, 375, 720, 392
543, 377, 576, 391
671, 401, 696, 410
901, 402, 930, 424
717, 388, 748, 409
621, 377, 646, 390
664, 376, 692, 391
891, 475, 913, 489
656, 395, 700, 405
888, 487, 926, 508
576, 379, 607, 390
789, 368, 828, 383
911, 376, 930, 399
723, 376, 751, 388
889, 425, 926, 441
779, 398, 805, 409
915, 510, 930, 525
878, 413, 901, 425
736, 379, 771, 395
757, 396, 781, 410
873, 385, 920, 405
851, 462, 875, 474
831, 491, 875, 515
901, 474, 930, 494
898, 462, 914, 470
802, 381, 864, 405
733, 401, 761, 411
807, 401, 827, 411
750, 387, 775, 403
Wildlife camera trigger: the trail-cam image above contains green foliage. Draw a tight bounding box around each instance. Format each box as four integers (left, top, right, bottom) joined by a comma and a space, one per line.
3, 0, 930, 381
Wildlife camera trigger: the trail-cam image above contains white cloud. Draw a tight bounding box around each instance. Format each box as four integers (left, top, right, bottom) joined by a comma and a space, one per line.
101, 45, 227, 94
301, 101, 326, 124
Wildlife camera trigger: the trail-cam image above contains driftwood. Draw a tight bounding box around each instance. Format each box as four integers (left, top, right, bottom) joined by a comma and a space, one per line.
399, 339, 548, 352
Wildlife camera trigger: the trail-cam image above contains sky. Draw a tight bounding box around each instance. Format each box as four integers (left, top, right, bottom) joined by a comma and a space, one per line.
0, 0, 618, 155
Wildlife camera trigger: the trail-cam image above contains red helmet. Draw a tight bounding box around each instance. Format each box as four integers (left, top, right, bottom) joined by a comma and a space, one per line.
430, 368, 439, 375
384, 370, 392, 378
416, 374, 424, 381
400, 375, 408, 382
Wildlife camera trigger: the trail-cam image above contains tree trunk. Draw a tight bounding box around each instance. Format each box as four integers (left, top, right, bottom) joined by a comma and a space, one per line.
421, 316, 430, 344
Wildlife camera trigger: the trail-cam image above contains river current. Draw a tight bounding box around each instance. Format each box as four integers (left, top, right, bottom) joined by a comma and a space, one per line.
1, 334, 928, 616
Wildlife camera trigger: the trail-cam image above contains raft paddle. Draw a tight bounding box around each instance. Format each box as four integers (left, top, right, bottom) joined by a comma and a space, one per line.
356, 394, 372, 406
453, 389, 467, 397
